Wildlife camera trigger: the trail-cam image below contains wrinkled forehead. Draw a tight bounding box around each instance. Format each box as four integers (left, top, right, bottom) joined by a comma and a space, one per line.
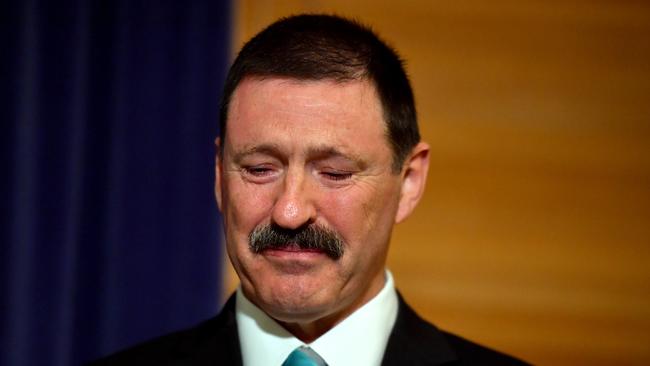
227, 76, 385, 123
226, 77, 386, 134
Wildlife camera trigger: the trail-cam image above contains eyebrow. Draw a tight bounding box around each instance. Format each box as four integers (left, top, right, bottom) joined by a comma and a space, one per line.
231, 143, 367, 169
231, 143, 284, 163
306, 145, 367, 169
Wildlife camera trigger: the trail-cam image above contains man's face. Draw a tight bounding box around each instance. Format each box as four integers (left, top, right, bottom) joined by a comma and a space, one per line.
216, 77, 418, 329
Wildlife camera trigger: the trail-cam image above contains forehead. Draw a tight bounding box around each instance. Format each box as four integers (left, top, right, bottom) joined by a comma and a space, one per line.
225, 77, 389, 155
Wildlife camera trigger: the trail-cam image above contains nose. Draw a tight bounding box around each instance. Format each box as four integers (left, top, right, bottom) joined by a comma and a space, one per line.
271, 168, 316, 230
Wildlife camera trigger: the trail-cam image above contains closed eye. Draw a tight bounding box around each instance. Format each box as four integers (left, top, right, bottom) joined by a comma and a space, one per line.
321, 171, 353, 181
241, 165, 277, 180
246, 166, 271, 175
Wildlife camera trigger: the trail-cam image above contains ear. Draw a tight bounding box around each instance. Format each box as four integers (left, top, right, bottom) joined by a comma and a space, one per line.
214, 137, 224, 212
395, 142, 430, 223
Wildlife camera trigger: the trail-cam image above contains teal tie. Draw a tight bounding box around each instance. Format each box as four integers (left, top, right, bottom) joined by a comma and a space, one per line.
282, 346, 328, 366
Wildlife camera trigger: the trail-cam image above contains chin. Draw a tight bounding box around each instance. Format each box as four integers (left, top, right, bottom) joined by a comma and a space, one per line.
266, 303, 330, 324
255, 280, 339, 322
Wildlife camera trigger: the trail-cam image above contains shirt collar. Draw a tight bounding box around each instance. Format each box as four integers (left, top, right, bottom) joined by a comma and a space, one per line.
236, 270, 399, 366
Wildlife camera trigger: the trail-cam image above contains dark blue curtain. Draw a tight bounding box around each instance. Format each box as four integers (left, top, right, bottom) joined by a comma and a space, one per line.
0, 1, 231, 365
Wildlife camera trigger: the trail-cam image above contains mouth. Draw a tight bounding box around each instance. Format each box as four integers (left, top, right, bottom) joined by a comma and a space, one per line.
261, 242, 328, 257
261, 247, 328, 275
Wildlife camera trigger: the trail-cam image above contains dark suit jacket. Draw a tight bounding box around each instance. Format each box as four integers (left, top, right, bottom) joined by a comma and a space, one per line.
91, 293, 529, 365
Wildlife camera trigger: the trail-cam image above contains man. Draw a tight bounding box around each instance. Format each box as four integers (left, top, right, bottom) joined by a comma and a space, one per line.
94, 14, 528, 365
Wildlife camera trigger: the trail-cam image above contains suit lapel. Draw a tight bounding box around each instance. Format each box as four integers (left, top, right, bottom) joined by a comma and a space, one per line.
381, 293, 457, 366
178, 295, 243, 365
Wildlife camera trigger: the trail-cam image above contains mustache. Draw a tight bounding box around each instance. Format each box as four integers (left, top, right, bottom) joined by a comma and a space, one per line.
249, 224, 345, 259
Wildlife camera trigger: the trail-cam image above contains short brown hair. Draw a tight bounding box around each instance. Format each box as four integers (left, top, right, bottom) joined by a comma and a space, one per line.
219, 14, 419, 171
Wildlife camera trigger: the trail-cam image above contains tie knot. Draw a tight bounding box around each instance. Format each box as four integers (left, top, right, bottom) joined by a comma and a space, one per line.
282, 345, 328, 366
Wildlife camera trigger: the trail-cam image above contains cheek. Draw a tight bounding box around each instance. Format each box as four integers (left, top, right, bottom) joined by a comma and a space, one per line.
320, 185, 394, 243
319, 189, 357, 226
223, 181, 275, 272
224, 178, 274, 238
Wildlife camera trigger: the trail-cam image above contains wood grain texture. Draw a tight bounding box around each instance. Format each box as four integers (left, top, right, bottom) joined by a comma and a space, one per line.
227, 1, 650, 364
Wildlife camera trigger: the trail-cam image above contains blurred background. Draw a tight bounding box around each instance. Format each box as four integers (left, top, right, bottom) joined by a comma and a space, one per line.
2, 1, 230, 364
3, 0, 649, 365
229, 1, 650, 365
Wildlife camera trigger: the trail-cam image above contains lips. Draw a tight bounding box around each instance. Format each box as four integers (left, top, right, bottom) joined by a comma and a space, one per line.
274, 243, 323, 253
263, 242, 325, 254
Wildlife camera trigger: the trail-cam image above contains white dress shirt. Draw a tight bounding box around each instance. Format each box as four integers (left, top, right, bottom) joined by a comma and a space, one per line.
236, 270, 399, 366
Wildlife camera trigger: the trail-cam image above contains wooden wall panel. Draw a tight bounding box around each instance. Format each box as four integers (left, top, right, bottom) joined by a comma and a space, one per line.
227, 1, 650, 364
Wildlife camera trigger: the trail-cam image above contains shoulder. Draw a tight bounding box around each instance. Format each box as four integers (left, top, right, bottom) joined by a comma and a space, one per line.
383, 293, 529, 366
439, 330, 530, 366
88, 296, 241, 366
